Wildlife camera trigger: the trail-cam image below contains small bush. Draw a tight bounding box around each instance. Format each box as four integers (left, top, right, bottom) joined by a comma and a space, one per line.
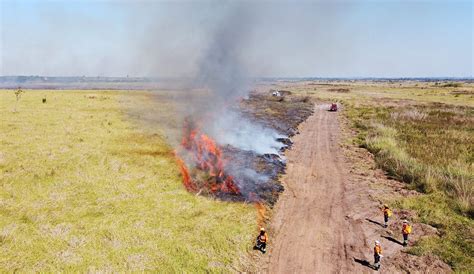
327, 88, 350, 93
440, 82, 462, 88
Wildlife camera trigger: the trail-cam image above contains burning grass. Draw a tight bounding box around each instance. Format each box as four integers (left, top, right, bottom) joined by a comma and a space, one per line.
171, 91, 312, 207
0, 90, 257, 271
177, 120, 240, 197
176, 121, 286, 205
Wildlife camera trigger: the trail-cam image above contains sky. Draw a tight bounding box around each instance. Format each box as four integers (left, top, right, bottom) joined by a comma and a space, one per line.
0, 0, 472, 78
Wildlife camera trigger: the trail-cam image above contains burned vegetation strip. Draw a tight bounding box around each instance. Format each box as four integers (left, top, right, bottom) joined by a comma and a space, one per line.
240, 91, 314, 137
221, 146, 286, 206
231, 91, 314, 205
176, 90, 314, 207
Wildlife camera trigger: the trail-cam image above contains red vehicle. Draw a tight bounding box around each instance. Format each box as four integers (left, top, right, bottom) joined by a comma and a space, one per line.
329, 103, 338, 111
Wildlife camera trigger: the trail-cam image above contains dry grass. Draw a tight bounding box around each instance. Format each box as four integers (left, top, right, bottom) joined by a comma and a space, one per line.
0, 90, 256, 272
289, 80, 474, 107
280, 80, 473, 271
344, 99, 473, 271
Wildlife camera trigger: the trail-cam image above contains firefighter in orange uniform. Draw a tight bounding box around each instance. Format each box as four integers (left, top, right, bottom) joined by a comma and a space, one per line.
256, 227, 268, 253
373, 240, 383, 270
402, 220, 412, 246
382, 204, 392, 228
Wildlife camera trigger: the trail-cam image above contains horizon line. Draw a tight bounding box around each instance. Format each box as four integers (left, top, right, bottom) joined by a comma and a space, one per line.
0, 75, 473, 80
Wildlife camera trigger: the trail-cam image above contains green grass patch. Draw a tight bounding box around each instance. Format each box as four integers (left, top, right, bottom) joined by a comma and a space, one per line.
0, 90, 256, 271
394, 193, 473, 272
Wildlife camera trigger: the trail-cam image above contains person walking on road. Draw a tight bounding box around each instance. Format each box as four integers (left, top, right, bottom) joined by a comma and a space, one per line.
373, 240, 383, 270
402, 220, 412, 246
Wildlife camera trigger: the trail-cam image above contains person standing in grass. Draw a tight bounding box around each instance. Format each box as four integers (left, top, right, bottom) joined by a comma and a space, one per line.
373, 240, 383, 270
256, 227, 268, 253
402, 220, 412, 246
382, 204, 392, 228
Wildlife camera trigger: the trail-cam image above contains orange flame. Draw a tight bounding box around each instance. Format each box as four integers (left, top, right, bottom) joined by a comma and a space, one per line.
175, 155, 197, 192
177, 121, 240, 196
178, 120, 266, 230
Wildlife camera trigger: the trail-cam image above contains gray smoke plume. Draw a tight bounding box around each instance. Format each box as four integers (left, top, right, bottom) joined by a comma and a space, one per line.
193, 3, 250, 103
165, 2, 285, 200
177, 2, 284, 155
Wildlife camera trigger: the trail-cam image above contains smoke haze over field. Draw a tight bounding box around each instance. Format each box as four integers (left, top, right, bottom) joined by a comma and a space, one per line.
0, 0, 472, 78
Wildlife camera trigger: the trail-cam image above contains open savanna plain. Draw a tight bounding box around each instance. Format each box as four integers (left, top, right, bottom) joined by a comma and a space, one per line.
275, 80, 473, 271
1, 81, 472, 272
0, 90, 257, 272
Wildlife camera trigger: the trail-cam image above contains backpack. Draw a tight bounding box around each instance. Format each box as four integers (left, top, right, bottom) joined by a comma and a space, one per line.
387, 209, 392, 217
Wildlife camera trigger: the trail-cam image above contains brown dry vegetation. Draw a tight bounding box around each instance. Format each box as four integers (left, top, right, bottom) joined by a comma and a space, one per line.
276, 80, 473, 271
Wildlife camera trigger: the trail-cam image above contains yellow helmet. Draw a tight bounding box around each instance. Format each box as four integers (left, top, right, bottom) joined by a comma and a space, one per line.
260, 227, 265, 232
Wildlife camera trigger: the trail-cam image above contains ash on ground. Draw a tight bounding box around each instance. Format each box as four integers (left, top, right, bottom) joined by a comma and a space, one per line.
240, 91, 314, 137
181, 89, 313, 206
232, 90, 313, 206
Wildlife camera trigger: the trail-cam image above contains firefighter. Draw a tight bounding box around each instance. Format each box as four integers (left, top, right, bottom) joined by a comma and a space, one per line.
373, 240, 383, 270
382, 204, 392, 228
402, 220, 412, 246
256, 227, 268, 253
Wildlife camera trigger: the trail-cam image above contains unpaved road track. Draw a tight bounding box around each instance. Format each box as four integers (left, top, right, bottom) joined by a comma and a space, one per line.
265, 105, 366, 273
259, 105, 397, 273
255, 104, 451, 273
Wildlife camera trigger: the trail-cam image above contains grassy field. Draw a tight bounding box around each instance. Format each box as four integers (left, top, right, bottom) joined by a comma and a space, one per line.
287, 81, 473, 271
0, 90, 256, 272
346, 103, 473, 271
1, 83, 472, 271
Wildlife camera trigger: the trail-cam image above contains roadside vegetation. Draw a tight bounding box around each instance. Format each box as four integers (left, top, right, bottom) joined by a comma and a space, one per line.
0, 90, 256, 271
344, 94, 473, 271
289, 80, 473, 271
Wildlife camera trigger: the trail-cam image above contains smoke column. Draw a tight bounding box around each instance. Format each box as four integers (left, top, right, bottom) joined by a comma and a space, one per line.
180, 2, 283, 155
165, 2, 285, 200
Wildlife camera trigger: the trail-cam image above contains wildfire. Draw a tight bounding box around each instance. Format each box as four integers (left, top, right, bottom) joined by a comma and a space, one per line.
176, 118, 271, 228
176, 157, 196, 192
176, 119, 240, 196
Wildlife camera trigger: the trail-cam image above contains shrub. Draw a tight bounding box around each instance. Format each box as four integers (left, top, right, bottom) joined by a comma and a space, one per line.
440, 82, 462, 88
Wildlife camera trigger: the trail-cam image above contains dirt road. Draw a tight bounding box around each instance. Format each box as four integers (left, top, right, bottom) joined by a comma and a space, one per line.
262, 104, 364, 273
256, 104, 444, 273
